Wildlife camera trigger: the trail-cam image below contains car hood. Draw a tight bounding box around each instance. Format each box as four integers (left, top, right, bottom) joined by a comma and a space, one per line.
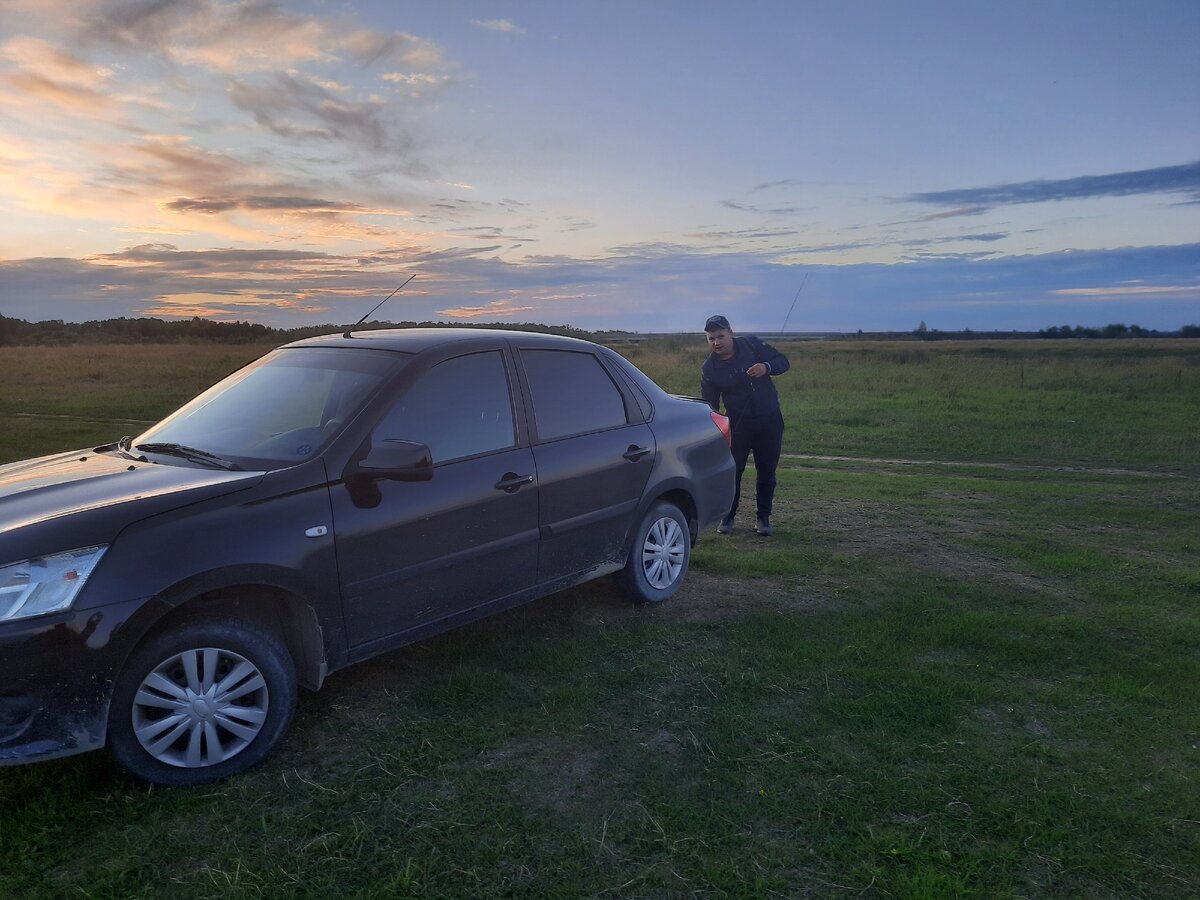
0, 450, 264, 560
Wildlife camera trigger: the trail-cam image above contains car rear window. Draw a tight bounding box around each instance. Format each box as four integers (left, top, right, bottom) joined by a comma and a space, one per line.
521, 349, 628, 440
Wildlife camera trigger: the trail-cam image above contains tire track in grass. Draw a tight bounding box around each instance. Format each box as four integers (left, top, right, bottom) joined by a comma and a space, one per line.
783, 453, 1185, 479
14, 412, 156, 426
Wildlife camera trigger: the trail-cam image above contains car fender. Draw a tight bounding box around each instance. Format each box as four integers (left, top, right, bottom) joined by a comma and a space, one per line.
77, 460, 345, 674
626, 474, 699, 544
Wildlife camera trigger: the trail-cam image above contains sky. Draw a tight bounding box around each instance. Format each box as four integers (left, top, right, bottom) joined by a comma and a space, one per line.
0, 0, 1197, 333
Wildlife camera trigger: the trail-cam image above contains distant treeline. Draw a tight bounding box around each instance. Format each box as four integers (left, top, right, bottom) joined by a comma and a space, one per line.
894, 320, 1200, 341
1036, 323, 1200, 339
0, 314, 601, 346
868, 322, 1200, 341
0, 313, 1196, 346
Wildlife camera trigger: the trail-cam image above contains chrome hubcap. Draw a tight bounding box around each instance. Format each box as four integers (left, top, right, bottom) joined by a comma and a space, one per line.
131, 647, 269, 768
641, 516, 686, 589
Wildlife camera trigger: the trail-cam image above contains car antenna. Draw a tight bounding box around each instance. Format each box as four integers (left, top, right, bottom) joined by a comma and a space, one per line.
777, 271, 808, 338
343, 273, 417, 338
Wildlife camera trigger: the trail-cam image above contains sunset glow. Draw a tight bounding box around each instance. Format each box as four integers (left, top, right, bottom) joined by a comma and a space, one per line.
1, 1, 1197, 332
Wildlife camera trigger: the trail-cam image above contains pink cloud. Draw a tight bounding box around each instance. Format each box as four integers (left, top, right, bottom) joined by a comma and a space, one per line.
438, 300, 536, 319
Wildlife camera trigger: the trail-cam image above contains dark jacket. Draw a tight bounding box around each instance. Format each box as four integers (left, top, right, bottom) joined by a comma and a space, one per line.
700, 335, 790, 419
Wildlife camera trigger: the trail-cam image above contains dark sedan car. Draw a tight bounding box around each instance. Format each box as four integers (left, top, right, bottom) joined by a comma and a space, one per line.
0, 328, 734, 784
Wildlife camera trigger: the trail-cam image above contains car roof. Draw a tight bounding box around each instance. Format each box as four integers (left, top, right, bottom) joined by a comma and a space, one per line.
283, 327, 599, 354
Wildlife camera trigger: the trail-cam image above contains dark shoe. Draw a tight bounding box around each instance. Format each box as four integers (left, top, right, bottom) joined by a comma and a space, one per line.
755, 516, 773, 536
716, 515, 736, 535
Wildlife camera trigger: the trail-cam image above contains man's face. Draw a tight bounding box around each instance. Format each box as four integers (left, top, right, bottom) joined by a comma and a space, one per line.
706, 327, 734, 358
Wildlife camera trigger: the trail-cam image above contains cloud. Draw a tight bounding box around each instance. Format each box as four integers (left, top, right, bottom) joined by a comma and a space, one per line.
905, 161, 1200, 209
4, 113, 378, 238
684, 227, 801, 241
2, 4, 468, 238
0, 35, 111, 86
73, 0, 445, 75
430, 197, 527, 212
17, 131, 416, 241
901, 232, 1009, 247
381, 71, 453, 89
162, 197, 238, 214
0, 36, 119, 118
600, 241, 705, 260
784, 240, 877, 255
438, 299, 535, 319
80, 0, 326, 72
129, 133, 245, 185
449, 226, 538, 242
2, 242, 1197, 332
228, 72, 395, 150
4, 2, 457, 173
164, 195, 368, 214
98, 243, 337, 267
470, 19, 526, 35
141, 291, 333, 319
408, 245, 505, 263
114, 223, 194, 236
1050, 284, 1197, 299
0, 131, 276, 238
560, 218, 595, 232
915, 206, 990, 221
720, 199, 807, 215
751, 179, 804, 192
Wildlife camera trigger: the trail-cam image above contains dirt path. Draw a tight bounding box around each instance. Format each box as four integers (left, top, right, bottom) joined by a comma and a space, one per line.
783, 452, 1185, 479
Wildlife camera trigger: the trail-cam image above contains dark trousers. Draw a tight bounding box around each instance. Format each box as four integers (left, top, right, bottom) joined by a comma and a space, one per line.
729, 410, 784, 518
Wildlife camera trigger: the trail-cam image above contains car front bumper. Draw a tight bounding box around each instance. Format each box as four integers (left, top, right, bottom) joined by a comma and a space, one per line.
0, 596, 160, 765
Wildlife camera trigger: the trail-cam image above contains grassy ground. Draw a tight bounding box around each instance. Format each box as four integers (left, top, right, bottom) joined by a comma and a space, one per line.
2, 339, 1198, 897
625, 338, 1200, 473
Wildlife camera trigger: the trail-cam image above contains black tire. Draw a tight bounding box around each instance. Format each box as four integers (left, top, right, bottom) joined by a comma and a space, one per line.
107, 618, 297, 786
614, 502, 691, 603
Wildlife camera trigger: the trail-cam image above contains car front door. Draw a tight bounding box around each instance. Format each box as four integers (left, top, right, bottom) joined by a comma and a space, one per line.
518, 347, 655, 585
331, 349, 538, 648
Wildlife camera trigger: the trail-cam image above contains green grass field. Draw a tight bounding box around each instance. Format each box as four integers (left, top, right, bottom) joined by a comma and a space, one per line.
2, 338, 1198, 897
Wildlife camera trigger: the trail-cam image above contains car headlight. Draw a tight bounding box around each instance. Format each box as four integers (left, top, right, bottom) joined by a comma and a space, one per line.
0, 546, 108, 622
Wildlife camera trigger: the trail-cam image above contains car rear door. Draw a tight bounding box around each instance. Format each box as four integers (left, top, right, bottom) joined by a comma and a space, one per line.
331, 348, 538, 648
517, 347, 655, 585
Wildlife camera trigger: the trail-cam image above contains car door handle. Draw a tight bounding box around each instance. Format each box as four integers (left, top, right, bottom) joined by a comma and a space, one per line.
623, 445, 652, 461
495, 472, 534, 493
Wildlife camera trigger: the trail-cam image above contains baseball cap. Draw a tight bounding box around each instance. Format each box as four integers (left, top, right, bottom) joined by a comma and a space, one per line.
704, 314, 731, 332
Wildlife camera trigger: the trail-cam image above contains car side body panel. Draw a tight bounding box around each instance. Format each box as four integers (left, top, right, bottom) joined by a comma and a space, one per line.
332, 446, 540, 647
531, 423, 656, 582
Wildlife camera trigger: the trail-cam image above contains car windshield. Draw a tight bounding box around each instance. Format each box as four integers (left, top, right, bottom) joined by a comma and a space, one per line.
134, 347, 407, 467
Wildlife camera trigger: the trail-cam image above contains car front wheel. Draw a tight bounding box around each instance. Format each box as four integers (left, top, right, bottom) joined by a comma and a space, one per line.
107, 618, 297, 786
615, 501, 691, 603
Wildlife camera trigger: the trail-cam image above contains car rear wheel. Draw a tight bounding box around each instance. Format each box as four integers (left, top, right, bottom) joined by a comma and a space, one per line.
615, 502, 691, 603
107, 618, 297, 786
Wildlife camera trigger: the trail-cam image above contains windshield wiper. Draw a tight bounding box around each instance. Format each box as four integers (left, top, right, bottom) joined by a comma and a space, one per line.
95, 436, 147, 461
135, 442, 239, 470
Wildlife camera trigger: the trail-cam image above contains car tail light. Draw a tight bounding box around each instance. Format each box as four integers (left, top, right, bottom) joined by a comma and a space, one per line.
709, 410, 731, 445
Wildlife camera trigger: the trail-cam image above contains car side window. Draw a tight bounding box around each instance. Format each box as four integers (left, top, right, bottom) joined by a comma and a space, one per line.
521, 349, 628, 441
373, 351, 515, 463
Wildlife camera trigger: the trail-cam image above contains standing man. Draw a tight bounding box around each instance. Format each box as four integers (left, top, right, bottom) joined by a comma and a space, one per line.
700, 315, 790, 536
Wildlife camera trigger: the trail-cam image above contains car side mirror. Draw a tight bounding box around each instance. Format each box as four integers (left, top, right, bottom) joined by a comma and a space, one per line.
356, 439, 434, 482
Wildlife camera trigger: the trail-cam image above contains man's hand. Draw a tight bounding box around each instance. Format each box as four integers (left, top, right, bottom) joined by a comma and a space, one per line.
746, 362, 768, 378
